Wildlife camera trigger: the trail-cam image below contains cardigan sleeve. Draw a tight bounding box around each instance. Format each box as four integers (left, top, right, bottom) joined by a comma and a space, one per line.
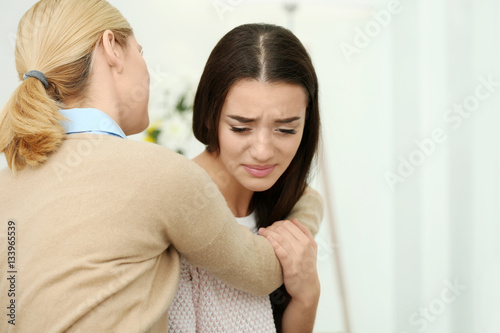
285, 186, 324, 237
156, 158, 283, 296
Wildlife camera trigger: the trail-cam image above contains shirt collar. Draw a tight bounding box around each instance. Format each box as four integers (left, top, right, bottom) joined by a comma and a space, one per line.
59, 108, 127, 139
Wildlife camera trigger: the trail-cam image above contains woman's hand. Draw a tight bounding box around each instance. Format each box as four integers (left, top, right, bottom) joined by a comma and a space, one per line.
259, 218, 320, 332
259, 218, 320, 304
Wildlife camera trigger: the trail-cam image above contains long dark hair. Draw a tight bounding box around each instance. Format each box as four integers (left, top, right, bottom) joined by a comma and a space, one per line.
192, 23, 320, 331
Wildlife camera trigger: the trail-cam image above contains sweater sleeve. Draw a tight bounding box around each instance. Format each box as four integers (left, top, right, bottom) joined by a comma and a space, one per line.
156, 158, 283, 296
285, 186, 324, 237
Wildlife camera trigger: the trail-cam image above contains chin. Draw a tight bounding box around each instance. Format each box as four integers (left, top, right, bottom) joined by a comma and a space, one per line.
244, 181, 275, 193
139, 117, 150, 132
128, 116, 150, 135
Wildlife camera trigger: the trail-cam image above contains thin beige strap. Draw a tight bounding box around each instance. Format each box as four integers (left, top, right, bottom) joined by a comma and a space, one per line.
319, 145, 352, 333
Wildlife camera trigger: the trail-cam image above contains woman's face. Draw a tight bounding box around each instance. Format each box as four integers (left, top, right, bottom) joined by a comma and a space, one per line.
217, 79, 307, 192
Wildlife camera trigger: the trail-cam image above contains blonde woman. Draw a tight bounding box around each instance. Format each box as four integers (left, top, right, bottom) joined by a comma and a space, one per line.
0, 1, 320, 331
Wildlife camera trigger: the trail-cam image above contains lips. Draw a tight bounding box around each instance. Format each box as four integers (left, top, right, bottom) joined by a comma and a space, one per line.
243, 164, 276, 178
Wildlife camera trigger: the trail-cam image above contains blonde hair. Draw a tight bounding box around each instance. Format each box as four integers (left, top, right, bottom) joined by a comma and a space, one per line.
0, 0, 133, 173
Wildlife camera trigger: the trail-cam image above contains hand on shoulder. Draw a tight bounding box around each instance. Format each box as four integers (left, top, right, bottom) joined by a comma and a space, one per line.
258, 218, 320, 306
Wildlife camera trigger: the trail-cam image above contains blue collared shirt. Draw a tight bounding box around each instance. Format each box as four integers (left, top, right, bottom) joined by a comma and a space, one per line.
59, 108, 127, 139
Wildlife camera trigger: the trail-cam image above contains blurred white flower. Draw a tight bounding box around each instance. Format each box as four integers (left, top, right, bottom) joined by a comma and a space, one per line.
157, 111, 193, 153
144, 79, 202, 156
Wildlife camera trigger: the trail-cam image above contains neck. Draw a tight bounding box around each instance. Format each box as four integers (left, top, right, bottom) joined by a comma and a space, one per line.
63, 79, 121, 126
62, 45, 127, 134
193, 151, 254, 217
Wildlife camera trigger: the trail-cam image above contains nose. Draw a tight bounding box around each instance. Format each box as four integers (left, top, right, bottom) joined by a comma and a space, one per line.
249, 132, 274, 162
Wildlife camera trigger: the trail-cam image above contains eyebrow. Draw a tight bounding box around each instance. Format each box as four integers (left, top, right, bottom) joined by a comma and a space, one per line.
227, 115, 301, 124
276, 117, 301, 124
227, 115, 254, 123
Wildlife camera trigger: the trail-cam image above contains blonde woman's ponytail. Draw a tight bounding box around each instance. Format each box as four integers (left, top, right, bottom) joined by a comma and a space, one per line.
0, 0, 133, 173
0, 75, 65, 173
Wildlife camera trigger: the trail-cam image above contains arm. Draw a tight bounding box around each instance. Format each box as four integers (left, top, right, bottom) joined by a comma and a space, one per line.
285, 186, 324, 236
259, 219, 320, 333
157, 158, 283, 296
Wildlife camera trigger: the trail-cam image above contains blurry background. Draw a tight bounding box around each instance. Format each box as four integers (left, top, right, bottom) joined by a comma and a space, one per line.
1, 1, 499, 332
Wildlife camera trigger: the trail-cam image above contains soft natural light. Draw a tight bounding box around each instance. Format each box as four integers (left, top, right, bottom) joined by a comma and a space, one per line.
1, 1, 499, 332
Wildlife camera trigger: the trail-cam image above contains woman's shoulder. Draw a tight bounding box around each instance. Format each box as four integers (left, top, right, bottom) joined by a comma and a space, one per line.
123, 139, 208, 179
64, 134, 208, 182
286, 184, 324, 236
302, 185, 324, 206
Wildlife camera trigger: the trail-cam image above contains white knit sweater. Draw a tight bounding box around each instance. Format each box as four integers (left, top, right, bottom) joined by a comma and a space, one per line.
167, 186, 324, 332
168, 213, 277, 333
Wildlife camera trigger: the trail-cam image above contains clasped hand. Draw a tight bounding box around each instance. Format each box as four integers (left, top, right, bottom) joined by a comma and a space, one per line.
258, 218, 320, 306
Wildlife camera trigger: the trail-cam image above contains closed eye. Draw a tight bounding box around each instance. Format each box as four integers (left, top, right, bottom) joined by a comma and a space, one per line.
278, 129, 296, 134
231, 127, 250, 133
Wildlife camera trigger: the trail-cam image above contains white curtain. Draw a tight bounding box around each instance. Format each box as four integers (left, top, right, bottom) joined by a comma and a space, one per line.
317, 0, 500, 332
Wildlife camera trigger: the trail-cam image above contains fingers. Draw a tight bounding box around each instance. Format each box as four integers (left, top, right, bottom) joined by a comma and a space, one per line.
261, 219, 309, 244
290, 218, 315, 243
259, 219, 318, 264
290, 218, 317, 254
260, 226, 298, 259
259, 219, 287, 234
265, 234, 294, 271
261, 221, 320, 300
264, 229, 302, 290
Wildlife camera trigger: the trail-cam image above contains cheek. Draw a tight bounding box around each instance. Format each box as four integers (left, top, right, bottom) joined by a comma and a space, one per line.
282, 135, 303, 160
219, 131, 242, 158
135, 57, 149, 88
143, 62, 150, 85
219, 131, 250, 172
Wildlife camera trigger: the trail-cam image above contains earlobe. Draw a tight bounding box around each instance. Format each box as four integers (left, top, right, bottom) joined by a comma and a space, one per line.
101, 30, 124, 73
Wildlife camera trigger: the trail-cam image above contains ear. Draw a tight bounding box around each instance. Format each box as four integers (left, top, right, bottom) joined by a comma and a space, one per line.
101, 30, 125, 73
